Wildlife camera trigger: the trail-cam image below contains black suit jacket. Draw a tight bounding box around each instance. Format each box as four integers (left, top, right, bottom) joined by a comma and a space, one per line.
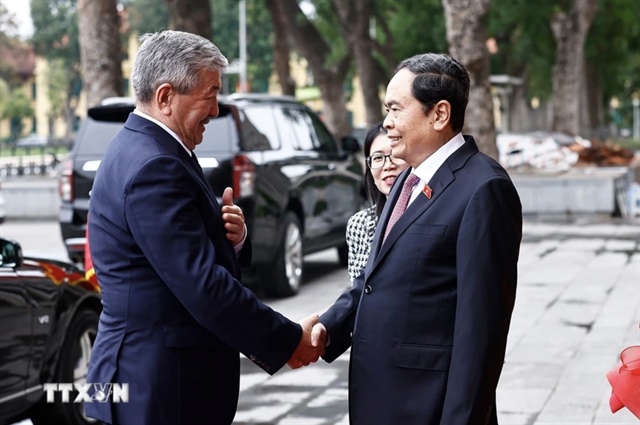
86, 113, 301, 425
320, 136, 522, 424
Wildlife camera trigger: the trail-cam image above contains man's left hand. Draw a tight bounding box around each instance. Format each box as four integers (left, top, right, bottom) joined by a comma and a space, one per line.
221, 187, 246, 245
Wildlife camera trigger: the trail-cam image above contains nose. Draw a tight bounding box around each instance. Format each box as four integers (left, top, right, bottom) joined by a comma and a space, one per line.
209, 100, 219, 118
383, 114, 393, 130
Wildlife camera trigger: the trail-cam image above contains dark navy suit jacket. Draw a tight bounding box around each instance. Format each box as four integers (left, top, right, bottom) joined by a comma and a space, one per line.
85, 113, 301, 425
320, 136, 522, 424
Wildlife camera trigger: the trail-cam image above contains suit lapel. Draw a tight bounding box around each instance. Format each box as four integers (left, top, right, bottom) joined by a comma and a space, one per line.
368, 136, 479, 277
124, 114, 238, 274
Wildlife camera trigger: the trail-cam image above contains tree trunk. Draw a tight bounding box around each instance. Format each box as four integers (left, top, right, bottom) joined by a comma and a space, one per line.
166, 0, 212, 40
584, 61, 605, 137
551, 0, 598, 136
333, 0, 384, 126
265, 0, 295, 96
442, 0, 497, 160
278, 0, 352, 139
77, 0, 123, 108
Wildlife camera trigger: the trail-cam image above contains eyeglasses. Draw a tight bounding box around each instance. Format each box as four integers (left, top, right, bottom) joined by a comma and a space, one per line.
366, 153, 407, 169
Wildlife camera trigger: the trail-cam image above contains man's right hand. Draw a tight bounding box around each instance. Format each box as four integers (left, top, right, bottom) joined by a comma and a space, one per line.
287, 314, 327, 369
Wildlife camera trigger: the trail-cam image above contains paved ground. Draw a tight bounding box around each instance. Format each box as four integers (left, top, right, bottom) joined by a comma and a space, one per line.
234, 216, 640, 425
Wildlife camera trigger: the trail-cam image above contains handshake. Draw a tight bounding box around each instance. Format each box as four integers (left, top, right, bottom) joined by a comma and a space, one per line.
287, 313, 328, 369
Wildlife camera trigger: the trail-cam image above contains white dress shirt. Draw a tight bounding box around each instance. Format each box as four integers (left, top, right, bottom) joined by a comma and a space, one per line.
407, 132, 465, 206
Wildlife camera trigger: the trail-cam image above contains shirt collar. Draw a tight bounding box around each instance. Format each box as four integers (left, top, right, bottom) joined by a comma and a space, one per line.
411, 132, 465, 185
133, 109, 192, 157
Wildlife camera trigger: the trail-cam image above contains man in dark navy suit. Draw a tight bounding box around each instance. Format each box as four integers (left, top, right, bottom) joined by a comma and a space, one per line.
309, 53, 523, 424
85, 30, 322, 425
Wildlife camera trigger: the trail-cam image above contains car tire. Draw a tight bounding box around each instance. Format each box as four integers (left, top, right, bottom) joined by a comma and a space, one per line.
31, 309, 99, 425
265, 212, 303, 298
337, 243, 348, 267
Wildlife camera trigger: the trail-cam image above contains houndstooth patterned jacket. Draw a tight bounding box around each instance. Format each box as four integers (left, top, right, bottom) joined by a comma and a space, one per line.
346, 205, 378, 284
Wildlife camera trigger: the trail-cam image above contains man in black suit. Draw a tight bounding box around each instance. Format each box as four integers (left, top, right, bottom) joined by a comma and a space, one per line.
86, 30, 322, 425
309, 53, 523, 424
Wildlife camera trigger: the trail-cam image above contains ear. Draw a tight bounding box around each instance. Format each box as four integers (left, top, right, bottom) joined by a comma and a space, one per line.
432, 100, 451, 131
155, 83, 175, 116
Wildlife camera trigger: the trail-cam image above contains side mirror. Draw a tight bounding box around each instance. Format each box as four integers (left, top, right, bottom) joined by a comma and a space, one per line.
0, 238, 24, 268
341, 136, 360, 154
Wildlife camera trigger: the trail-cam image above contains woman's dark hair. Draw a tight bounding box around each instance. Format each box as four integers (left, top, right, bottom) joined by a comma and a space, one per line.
363, 122, 388, 218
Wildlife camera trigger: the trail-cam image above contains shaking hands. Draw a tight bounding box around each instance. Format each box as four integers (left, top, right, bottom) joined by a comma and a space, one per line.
288, 313, 328, 369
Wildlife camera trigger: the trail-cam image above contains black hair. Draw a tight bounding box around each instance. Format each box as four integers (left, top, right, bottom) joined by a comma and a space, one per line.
395, 53, 470, 132
363, 122, 388, 218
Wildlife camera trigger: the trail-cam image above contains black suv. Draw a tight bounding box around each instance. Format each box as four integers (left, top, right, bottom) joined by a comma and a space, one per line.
59, 94, 364, 297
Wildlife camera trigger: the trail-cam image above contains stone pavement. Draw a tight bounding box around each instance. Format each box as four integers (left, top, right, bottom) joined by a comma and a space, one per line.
234, 216, 640, 425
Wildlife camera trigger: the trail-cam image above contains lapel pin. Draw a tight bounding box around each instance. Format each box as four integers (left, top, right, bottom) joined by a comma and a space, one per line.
422, 184, 433, 200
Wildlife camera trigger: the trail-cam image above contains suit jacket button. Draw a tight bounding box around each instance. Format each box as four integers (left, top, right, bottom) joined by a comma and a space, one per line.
364, 285, 372, 294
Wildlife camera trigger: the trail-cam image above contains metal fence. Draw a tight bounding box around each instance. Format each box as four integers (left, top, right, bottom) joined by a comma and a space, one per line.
0, 156, 61, 179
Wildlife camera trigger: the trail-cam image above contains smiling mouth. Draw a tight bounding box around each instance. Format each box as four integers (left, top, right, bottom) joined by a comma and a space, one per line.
383, 175, 397, 183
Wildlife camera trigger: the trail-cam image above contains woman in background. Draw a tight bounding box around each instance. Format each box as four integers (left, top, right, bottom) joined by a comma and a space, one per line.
346, 122, 409, 284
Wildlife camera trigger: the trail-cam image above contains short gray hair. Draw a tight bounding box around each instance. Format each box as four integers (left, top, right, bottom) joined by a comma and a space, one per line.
132, 30, 228, 104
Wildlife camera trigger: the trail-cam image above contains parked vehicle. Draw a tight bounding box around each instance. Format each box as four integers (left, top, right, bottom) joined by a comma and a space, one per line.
59, 94, 364, 297
0, 182, 5, 224
16, 134, 49, 148
0, 238, 101, 425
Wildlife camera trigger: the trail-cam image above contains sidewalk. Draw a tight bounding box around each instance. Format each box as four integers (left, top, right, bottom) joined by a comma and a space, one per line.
234, 217, 640, 425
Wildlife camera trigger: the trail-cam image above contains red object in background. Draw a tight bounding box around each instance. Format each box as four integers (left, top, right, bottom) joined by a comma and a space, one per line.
84, 218, 99, 290
607, 344, 640, 419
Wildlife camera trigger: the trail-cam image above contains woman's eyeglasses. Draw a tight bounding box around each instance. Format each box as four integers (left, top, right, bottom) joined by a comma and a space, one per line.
366, 153, 407, 169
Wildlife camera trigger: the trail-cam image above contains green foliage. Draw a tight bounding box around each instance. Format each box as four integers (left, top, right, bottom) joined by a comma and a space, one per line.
210, 0, 240, 91
210, 0, 275, 93
0, 89, 33, 120
380, 0, 448, 63
585, 0, 640, 102
126, 0, 170, 34
30, 0, 82, 115
308, 0, 349, 66
0, 89, 34, 138
243, 0, 275, 92
30, 0, 80, 65
126, 0, 273, 93
488, 0, 557, 99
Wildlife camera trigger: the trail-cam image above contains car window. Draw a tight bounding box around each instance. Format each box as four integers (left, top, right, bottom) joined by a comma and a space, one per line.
307, 110, 339, 155
239, 106, 280, 151
275, 107, 316, 151
76, 119, 126, 155
199, 114, 236, 153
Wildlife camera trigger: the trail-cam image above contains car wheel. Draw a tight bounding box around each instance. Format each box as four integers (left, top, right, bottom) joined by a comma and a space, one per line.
265, 212, 303, 298
337, 243, 348, 267
31, 309, 99, 425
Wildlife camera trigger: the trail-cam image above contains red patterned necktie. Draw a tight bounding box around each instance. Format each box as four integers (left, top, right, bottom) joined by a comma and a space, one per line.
383, 173, 420, 242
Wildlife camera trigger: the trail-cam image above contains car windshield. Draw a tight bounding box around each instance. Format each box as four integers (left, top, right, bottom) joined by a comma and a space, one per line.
76, 119, 125, 155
